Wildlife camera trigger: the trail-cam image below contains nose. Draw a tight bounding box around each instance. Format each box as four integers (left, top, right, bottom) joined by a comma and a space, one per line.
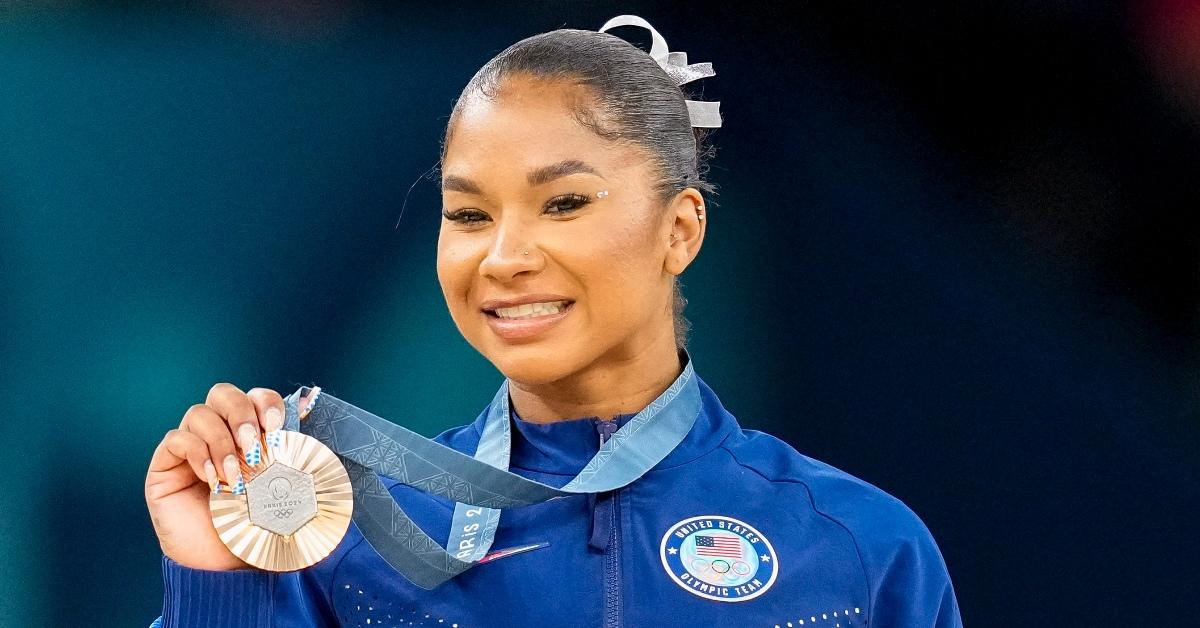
478, 218, 542, 282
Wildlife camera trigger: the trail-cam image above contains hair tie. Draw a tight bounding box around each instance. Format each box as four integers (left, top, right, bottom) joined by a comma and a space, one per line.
598, 15, 722, 129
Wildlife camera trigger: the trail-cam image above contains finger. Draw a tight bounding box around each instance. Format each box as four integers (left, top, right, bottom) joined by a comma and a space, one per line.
151, 429, 219, 489
246, 387, 286, 432
181, 402, 242, 485
299, 386, 321, 417
205, 382, 261, 463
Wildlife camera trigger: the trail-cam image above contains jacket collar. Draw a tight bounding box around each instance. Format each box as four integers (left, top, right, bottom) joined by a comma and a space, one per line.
468, 366, 739, 477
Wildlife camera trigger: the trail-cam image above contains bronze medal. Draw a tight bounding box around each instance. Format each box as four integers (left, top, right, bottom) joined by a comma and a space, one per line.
209, 430, 353, 571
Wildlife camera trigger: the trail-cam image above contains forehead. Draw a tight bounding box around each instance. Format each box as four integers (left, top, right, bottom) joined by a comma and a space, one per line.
442, 77, 647, 179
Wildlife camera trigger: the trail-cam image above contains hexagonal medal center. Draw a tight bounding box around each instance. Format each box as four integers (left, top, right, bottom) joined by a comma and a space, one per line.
246, 461, 317, 536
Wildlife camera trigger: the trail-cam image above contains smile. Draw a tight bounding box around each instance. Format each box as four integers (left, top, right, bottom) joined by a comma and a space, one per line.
491, 300, 570, 319
480, 297, 575, 342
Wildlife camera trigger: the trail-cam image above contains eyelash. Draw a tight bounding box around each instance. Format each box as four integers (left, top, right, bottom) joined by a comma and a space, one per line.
442, 193, 592, 225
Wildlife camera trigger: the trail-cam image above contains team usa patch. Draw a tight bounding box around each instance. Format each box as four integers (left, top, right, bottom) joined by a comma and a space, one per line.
659, 515, 778, 602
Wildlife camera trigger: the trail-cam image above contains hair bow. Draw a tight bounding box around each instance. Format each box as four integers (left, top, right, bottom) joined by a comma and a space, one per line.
598, 15, 722, 129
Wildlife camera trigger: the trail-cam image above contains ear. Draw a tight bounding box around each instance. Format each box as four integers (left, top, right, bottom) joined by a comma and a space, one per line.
663, 187, 707, 276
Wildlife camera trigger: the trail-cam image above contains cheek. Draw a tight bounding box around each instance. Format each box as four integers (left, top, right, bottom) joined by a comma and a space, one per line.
436, 233, 479, 305
569, 215, 665, 314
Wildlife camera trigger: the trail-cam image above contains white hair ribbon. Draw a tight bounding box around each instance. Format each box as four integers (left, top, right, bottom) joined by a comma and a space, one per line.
598, 14, 723, 129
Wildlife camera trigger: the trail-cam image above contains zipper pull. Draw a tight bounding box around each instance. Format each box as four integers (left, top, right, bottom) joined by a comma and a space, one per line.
590, 419, 620, 552
597, 419, 619, 448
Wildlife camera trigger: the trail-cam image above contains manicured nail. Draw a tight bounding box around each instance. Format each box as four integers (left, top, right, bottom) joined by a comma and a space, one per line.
223, 454, 240, 485
244, 440, 262, 466
237, 423, 259, 454
231, 475, 245, 495
264, 406, 283, 431
300, 387, 321, 418
203, 459, 218, 486
265, 430, 283, 449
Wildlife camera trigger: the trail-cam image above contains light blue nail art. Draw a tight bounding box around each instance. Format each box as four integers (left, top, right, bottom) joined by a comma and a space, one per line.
300, 389, 322, 417
266, 430, 283, 449
245, 441, 262, 466
212, 483, 222, 495
232, 476, 245, 495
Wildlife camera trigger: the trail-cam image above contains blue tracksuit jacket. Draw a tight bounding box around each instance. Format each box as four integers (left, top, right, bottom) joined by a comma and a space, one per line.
154, 374, 961, 627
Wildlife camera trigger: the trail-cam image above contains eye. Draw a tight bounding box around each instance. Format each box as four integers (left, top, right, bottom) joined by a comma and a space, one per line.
544, 193, 591, 216
442, 208, 491, 225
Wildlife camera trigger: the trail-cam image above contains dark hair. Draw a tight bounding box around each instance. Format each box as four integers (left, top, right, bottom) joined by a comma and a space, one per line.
440, 27, 719, 350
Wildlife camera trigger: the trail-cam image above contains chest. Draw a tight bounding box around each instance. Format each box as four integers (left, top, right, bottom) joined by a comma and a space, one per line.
329, 469, 870, 628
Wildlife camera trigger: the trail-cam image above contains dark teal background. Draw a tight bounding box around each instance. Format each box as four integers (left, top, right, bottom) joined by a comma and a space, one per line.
2, 2, 1197, 626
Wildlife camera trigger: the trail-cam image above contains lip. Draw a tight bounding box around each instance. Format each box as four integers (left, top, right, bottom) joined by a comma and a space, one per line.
480, 295, 575, 342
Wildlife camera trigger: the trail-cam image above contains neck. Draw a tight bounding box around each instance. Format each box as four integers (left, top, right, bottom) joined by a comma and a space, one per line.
508, 333, 684, 425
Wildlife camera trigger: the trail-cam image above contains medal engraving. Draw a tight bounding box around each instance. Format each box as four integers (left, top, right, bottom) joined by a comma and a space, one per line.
246, 462, 318, 536
210, 429, 353, 571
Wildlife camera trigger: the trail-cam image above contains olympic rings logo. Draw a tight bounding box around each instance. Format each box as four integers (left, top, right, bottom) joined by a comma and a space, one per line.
273, 508, 294, 518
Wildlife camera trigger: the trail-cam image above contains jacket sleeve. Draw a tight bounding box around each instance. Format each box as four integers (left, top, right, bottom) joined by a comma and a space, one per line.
865, 520, 962, 628
151, 553, 342, 627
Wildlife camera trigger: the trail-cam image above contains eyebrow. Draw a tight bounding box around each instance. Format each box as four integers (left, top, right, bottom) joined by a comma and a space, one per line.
528, 159, 602, 186
441, 159, 603, 195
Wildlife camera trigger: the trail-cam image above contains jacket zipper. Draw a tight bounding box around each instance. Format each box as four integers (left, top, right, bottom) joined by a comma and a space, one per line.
604, 487, 622, 628
597, 421, 622, 628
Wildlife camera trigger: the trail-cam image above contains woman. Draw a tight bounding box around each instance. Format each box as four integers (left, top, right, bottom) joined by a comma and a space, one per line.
145, 16, 961, 627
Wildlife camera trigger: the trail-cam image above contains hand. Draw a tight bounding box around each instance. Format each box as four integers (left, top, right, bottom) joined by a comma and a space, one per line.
144, 383, 312, 571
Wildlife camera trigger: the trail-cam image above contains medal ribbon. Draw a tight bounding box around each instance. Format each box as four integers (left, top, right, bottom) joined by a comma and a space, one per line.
280, 358, 701, 589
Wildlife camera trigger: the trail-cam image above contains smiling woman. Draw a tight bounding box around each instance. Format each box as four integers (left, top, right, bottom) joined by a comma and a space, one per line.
436, 67, 705, 403
146, 15, 961, 628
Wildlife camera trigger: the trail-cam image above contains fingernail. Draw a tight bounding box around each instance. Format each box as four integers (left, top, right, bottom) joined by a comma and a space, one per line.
223, 454, 240, 485
237, 423, 260, 453
300, 387, 321, 418
203, 459, 218, 486
231, 475, 245, 495
266, 429, 283, 449
264, 406, 283, 431
244, 440, 262, 467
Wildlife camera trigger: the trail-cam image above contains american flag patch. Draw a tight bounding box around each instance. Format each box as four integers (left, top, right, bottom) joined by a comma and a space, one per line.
694, 534, 743, 558
661, 515, 779, 602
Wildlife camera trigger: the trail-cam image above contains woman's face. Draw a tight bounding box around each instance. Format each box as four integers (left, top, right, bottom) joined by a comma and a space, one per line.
437, 76, 685, 384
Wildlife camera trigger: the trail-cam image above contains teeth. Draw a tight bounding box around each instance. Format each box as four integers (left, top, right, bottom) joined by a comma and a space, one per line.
494, 301, 568, 319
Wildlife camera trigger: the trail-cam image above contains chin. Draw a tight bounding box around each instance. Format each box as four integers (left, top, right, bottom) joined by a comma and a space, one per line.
484, 344, 583, 386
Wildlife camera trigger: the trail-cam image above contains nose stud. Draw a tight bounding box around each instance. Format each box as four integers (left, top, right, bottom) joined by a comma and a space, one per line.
596, 190, 609, 198
523, 251, 529, 256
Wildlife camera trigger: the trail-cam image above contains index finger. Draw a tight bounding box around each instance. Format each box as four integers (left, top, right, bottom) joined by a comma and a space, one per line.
205, 382, 261, 456
246, 387, 286, 433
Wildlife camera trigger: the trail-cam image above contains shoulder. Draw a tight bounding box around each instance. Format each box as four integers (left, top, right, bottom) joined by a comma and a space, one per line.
722, 428, 932, 541
719, 428, 955, 598
695, 374, 943, 564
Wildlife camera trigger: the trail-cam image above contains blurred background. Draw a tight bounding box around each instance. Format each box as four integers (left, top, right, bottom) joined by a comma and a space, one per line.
2, 0, 1197, 625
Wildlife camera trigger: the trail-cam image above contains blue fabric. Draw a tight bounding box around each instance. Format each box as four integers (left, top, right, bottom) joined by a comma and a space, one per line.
153, 373, 961, 627
508, 407, 635, 553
